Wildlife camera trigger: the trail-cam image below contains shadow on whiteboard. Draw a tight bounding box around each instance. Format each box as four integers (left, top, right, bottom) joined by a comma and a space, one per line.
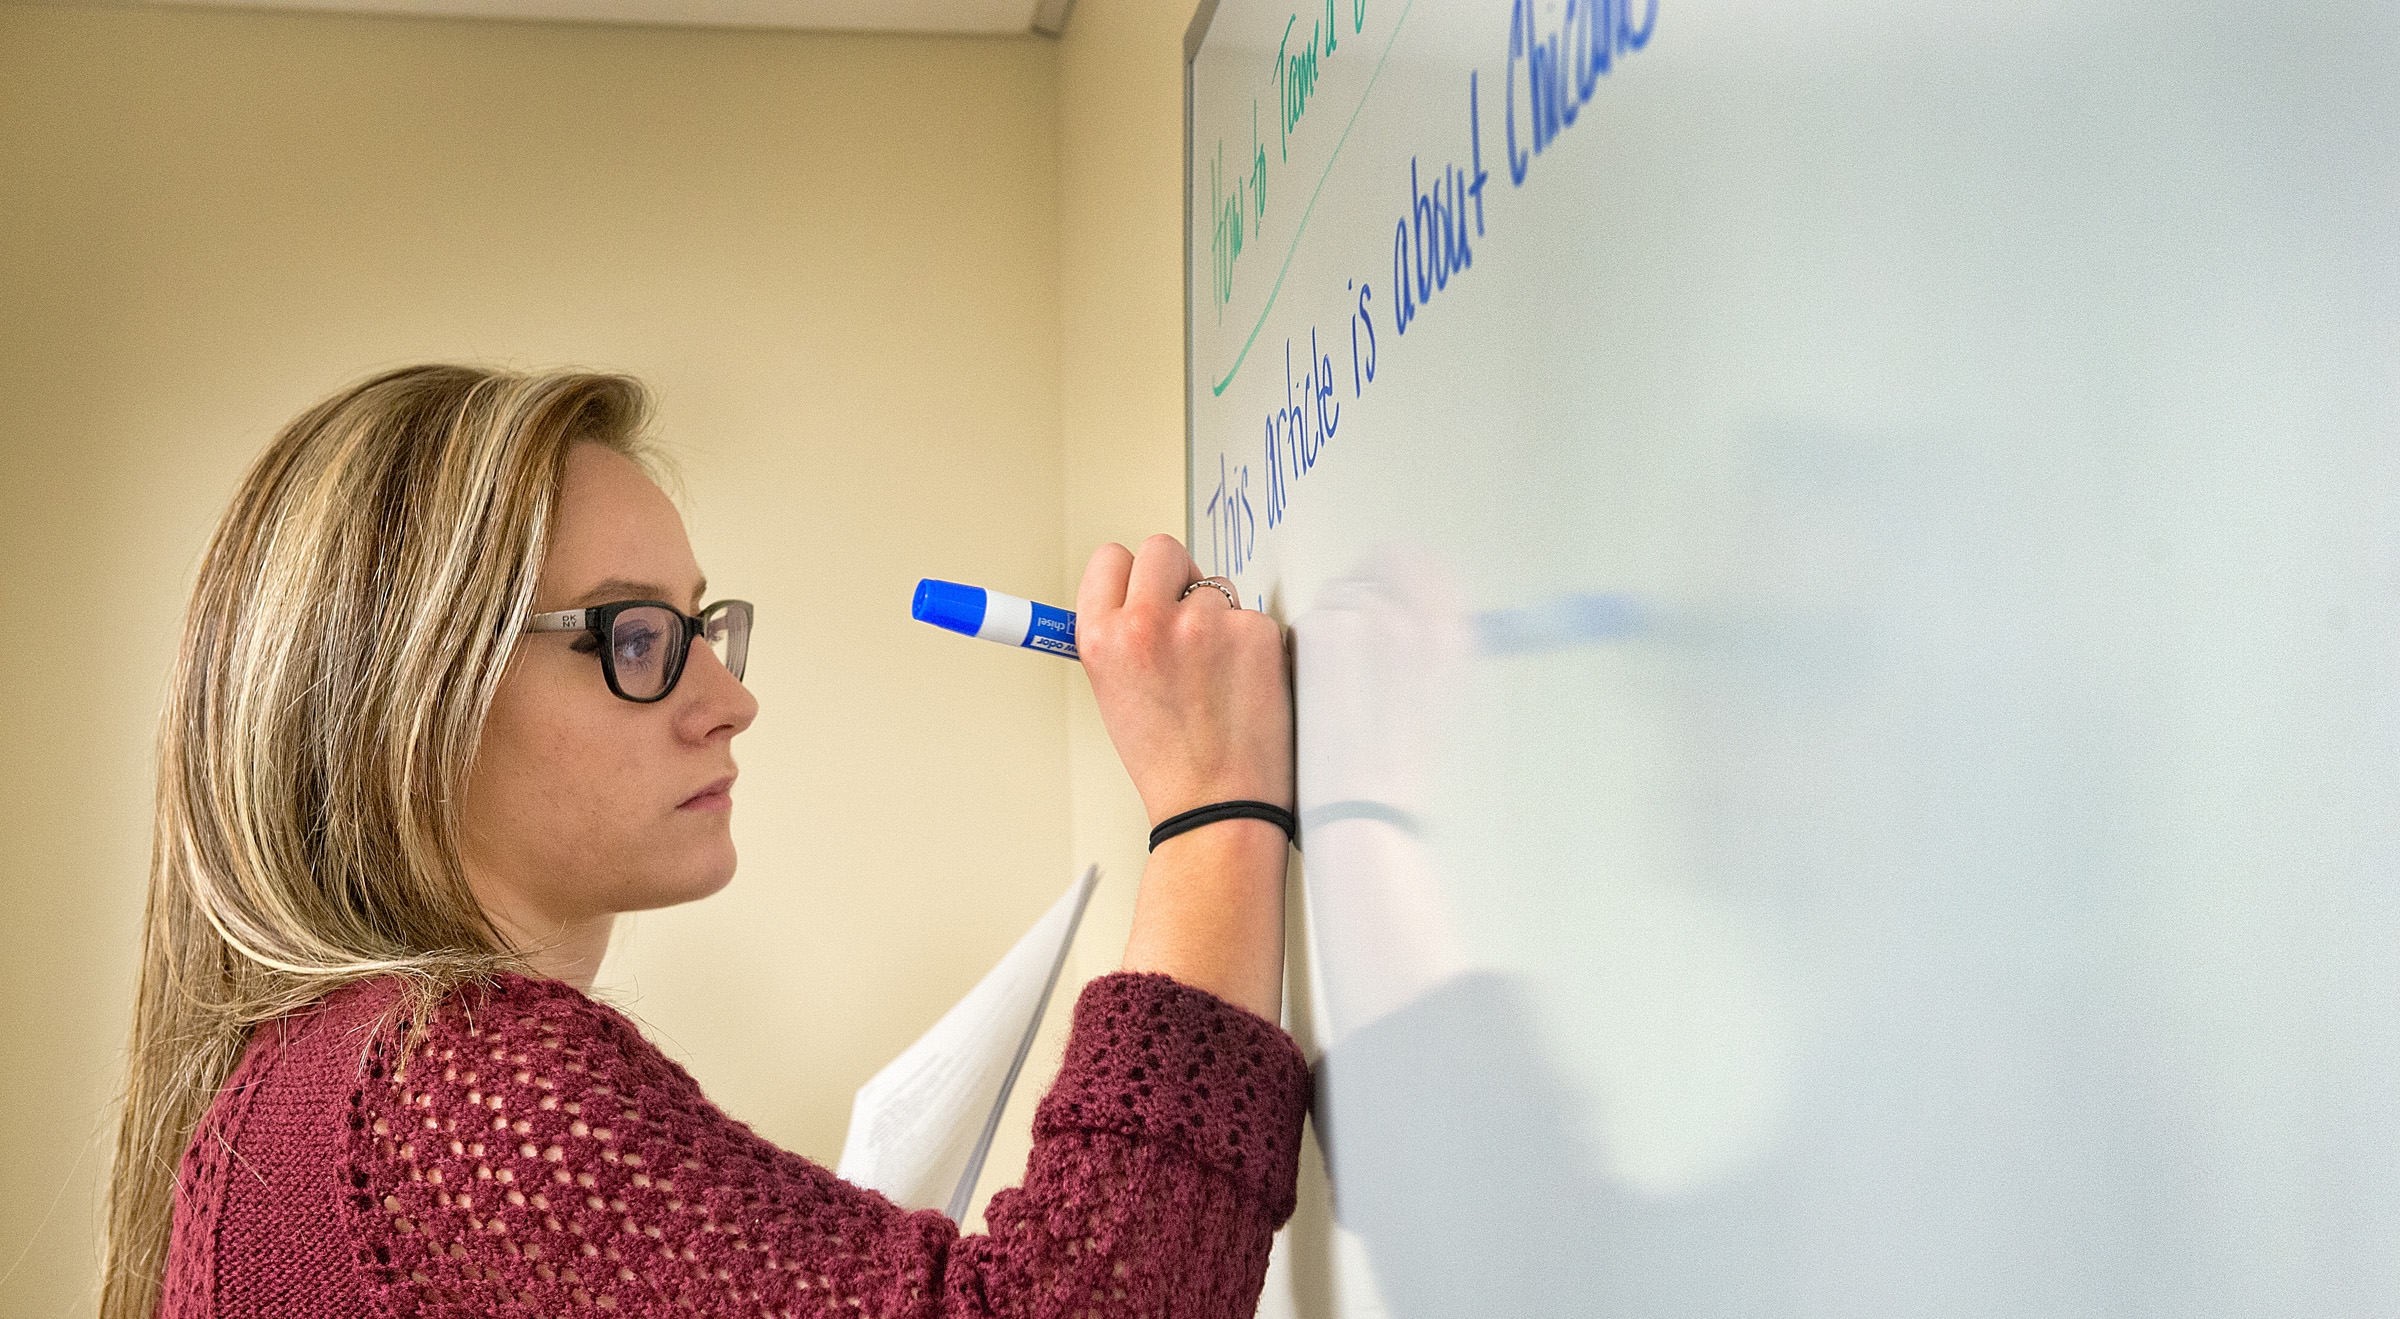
1291, 547, 1797, 1315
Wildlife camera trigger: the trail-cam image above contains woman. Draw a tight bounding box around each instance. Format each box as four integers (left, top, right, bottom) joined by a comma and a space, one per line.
101, 365, 1304, 1319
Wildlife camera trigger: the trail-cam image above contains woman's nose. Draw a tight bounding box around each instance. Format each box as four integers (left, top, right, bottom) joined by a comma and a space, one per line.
677, 636, 758, 735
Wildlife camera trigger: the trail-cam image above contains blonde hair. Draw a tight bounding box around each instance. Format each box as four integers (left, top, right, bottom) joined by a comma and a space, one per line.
100, 364, 659, 1319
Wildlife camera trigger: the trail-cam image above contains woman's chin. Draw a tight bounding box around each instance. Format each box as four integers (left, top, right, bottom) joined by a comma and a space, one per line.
627, 844, 738, 912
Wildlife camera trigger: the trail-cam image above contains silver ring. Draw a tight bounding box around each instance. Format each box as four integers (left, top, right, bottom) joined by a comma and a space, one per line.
1179, 576, 1241, 609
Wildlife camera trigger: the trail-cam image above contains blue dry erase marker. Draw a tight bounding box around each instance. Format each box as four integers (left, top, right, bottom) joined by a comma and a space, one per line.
913, 579, 1079, 659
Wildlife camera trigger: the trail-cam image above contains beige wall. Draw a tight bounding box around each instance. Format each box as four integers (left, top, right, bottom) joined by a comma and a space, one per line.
0, 7, 1076, 1310
1054, 0, 1195, 998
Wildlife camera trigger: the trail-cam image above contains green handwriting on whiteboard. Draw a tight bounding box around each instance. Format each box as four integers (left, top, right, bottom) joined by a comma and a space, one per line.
1208, 107, 1267, 322
1212, 0, 1416, 398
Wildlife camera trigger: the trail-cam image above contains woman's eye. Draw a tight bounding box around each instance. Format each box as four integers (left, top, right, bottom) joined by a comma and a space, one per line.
614, 625, 661, 663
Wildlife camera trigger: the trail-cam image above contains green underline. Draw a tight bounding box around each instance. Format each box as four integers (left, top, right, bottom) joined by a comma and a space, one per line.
1210, 0, 1422, 399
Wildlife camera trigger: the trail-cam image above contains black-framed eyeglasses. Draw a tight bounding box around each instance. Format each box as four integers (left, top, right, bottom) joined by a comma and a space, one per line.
523, 599, 752, 703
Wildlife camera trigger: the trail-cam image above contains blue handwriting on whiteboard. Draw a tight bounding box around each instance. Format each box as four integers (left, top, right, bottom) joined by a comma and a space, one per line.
1506, 0, 1655, 184
1206, 0, 1655, 578
1393, 72, 1491, 337
1264, 331, 1342, 529
1205, 452, 1261, 577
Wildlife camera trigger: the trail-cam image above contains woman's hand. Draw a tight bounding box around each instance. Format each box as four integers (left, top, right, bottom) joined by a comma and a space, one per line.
1076, 535, 1294, 826
1079, 534, 1293, 1022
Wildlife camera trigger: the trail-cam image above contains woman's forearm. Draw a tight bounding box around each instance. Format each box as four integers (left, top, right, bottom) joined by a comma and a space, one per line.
1118, 818, 1289, 1023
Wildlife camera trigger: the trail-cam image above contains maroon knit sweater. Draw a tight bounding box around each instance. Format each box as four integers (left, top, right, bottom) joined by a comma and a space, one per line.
160, 969, 1310, 1319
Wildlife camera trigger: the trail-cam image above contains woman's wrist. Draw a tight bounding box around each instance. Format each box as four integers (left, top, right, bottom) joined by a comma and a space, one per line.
1119, 819, 1289, 1023
1148, 799, 1296, 852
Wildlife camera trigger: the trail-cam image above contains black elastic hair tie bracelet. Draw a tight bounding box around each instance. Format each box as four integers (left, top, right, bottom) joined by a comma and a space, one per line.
1148, 800, 1298, 852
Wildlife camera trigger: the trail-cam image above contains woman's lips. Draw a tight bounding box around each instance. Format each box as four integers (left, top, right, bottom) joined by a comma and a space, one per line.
679, 776, 735, 811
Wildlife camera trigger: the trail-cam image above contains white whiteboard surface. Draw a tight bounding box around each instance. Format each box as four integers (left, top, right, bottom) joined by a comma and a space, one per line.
1186, 2, 2398, 1316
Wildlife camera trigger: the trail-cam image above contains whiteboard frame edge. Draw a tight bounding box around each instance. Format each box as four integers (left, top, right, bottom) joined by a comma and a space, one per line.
1181, 0, 1220, 558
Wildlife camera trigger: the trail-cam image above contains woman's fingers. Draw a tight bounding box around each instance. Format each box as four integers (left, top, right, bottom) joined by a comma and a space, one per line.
1078, 541, 1136, 616
1125, 533, 1200, 607
1075, 533, 1294, 825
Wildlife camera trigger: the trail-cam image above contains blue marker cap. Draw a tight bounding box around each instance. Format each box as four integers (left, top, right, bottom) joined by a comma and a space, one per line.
913, 578, 1081, 659
913, 579, 988, 637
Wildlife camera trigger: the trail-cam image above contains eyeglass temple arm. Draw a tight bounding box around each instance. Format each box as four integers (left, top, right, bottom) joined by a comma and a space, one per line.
523, 609, 595, 632
521, 602, 740, 636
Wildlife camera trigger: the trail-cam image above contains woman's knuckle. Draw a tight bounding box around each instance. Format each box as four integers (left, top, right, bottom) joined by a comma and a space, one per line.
1118, 610, 1166, 650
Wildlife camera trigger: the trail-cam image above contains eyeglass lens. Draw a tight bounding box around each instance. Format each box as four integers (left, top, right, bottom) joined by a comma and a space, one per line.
609, 605, 684, 700
701, 602, 750, 683
607, 602, 749, 700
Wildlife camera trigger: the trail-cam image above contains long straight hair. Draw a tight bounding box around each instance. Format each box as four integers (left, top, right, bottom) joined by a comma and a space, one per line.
100, 365, 659, 1319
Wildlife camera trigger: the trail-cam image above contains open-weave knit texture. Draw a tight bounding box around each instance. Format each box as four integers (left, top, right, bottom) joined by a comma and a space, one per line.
160, 970, 1309, 1319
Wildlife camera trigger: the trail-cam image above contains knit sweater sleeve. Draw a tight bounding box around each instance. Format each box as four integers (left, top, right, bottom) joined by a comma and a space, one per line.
339, 970, 1309, 1319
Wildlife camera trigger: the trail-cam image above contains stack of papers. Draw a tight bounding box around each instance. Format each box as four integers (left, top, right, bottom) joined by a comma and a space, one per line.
837, 865, 1100, 1220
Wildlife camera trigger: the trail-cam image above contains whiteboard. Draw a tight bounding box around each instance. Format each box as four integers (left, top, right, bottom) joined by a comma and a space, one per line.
1185, 2, 2399, 1316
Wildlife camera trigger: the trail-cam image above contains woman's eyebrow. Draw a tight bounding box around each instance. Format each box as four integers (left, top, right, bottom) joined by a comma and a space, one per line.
572, 577, 707, 610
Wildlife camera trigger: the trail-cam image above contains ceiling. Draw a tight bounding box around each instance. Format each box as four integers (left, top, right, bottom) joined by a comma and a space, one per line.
138, 0, 1074, 34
